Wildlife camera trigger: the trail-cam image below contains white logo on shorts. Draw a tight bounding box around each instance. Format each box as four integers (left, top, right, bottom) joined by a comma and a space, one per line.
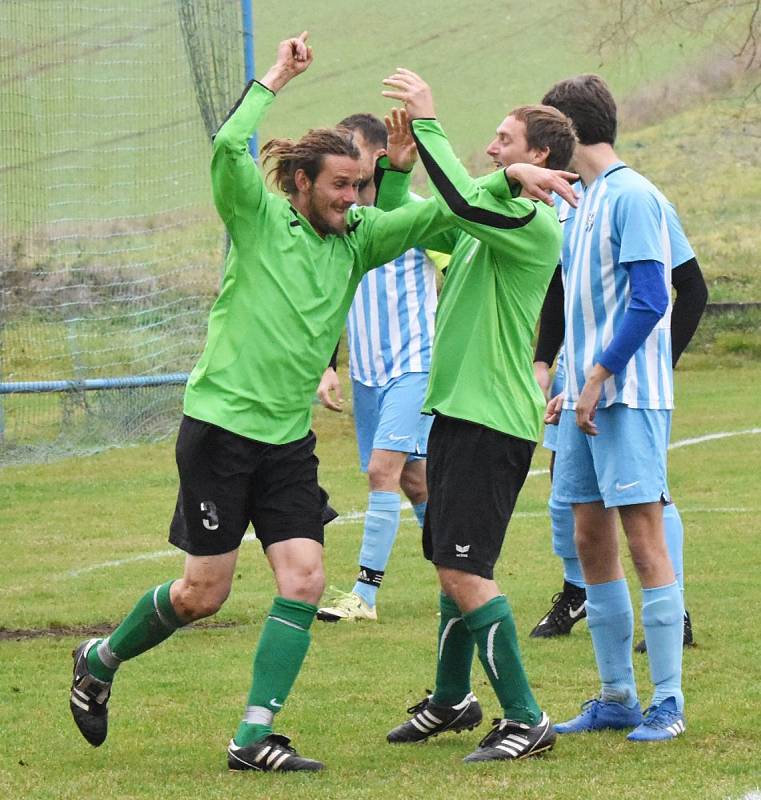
455, 544, 470, 558
200, 501, 219, 531
387, 433, 411, 441
615, 480, 640, 492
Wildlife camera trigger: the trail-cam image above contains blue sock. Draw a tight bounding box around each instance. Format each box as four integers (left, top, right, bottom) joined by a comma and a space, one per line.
412, 501, 427, 528
642, 581, 684, 711
586, 579, 638, 707
352, 491, 401, 607
550, 496, 585, 589
663, 503, 684, 593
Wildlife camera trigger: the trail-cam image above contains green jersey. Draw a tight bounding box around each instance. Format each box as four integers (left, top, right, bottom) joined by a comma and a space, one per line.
376, 119, 562, 442
184, 81, 448, 444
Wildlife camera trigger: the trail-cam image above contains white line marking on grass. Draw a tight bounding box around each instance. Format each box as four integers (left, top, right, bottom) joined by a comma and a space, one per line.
16, 426, 761, 586
668, 427, 761, 450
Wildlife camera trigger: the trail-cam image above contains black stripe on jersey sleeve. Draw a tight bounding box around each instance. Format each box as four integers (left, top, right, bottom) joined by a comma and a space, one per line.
411, 127, 536, 230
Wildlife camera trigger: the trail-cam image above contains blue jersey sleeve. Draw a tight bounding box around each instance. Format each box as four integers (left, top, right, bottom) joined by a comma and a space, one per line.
614, 188, 667, 265
666, 203, 695, 268
597, 260, 669, 375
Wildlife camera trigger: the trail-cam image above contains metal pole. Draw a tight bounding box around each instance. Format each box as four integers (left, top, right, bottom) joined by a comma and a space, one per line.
241, 0, 258, 159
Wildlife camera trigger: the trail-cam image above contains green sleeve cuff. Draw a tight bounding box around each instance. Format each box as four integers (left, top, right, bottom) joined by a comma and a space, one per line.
476, 169, 522, 199
375, 156, 414, 211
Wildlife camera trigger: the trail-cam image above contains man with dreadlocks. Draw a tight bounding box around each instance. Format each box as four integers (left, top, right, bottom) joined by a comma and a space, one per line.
67, 32, 574, 773
66, 31, 452, 774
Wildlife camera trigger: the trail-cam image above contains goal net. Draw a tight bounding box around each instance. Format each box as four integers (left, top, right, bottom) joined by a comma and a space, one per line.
0, 0, 245, 465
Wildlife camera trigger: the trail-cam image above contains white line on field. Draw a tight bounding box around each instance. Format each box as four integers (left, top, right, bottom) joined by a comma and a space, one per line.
668, 427, 761, 450
7, 426, 761, 587
62, 504, 754, 578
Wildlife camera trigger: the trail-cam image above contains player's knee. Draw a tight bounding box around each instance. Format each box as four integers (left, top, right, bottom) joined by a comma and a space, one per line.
367, 463, 399, 491
400, 470, 426, 504
172, 579, 230, 621
278, 563, 325, 605
573, 526, 594, 555
436, 567, 482, 606
628, 547, 664, 579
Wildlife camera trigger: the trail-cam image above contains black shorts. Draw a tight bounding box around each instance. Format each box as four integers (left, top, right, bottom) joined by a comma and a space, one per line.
423, 414, 535, 579
169, 416, 325, 556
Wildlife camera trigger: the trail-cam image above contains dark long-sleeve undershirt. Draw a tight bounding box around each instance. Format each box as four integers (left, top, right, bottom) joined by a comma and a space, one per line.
533, 257, 708, 369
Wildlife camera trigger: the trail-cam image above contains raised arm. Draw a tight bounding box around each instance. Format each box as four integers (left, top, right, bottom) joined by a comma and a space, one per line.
382, 69, 576, 249
355, 196, 454, 268
211, 32, 313, 240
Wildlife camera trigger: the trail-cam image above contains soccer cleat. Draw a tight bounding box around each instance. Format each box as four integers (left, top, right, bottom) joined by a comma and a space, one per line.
627, 697, 686, 742
69, 638, 112, 747
554, 698, 643, 734
227, 734, 324, 772
387, 692, 482, 743
463, 712, 556, 762
316, 587, 378, 622
634, 610, 694, 653
529, 581, 587, 638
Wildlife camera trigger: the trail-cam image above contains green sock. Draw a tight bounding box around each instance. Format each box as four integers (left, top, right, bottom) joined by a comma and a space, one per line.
234, 596, 317, 747
86, 581, 185, 682
432, 593, 475, 706
464, 595, 541, 725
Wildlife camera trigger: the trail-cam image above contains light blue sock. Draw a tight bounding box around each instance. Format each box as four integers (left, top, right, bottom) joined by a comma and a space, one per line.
412, 501, 427, 528
642, 581, 684, 711
586, 579, 638, 707
550, 496, 585, 589
352, 491, 401, 607
663, 503, 684, 593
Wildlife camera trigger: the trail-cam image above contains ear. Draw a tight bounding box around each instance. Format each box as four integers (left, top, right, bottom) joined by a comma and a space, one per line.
294, 168, 312, 194
532, 146, 551, 168
374, 147, 387, 160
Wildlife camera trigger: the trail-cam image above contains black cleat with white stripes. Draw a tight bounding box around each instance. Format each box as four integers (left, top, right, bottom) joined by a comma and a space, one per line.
69, 638, 112, 747
386, 692, 482, 743
463, 712, 556, 762
227, 734, 324, 772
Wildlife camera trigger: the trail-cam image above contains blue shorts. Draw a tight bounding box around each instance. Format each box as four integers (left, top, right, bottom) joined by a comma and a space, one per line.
541, 368, 564, 452
352, 372, 433, 472
552, 404, 671, 508
542, 420, 558, 452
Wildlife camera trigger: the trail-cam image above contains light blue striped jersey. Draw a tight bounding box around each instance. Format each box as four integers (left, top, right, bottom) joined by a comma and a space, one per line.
346, 246, 437, 387
560, 163, 689, 411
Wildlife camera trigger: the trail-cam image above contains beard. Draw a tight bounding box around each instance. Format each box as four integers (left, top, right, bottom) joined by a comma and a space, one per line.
307, 191, 348, 237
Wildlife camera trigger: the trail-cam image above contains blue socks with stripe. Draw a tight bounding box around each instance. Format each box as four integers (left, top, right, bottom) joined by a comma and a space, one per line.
663, 503, 684, 592
586, 579, 638, 707
642, 582, 684, 710
549, 496, 585, 588
353, 491, 402, 608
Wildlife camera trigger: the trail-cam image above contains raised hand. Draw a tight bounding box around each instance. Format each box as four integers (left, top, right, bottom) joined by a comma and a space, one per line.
384, 107, 417, 171
260, 31, 313, 93
382, 68, 435, 120
505, 163, 579, 208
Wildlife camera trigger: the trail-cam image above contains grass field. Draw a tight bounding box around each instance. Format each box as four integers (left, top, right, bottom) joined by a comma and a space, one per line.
2, 358, 760, 800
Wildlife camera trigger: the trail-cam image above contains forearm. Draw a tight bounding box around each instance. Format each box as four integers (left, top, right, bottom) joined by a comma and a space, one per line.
328, 341, 339, 371
671, 257, 708, 366
214, 80, 274, 149
534, 265, 565, 365
374, 156, 415, 211
360, 198, 454, 267
211, 81, 273, 226
597, 260, 668, 374
410, 118, 538, 240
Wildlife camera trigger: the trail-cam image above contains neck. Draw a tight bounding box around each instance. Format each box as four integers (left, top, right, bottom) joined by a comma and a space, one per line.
572, 142, 620, 186
290, 193, 326, 238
